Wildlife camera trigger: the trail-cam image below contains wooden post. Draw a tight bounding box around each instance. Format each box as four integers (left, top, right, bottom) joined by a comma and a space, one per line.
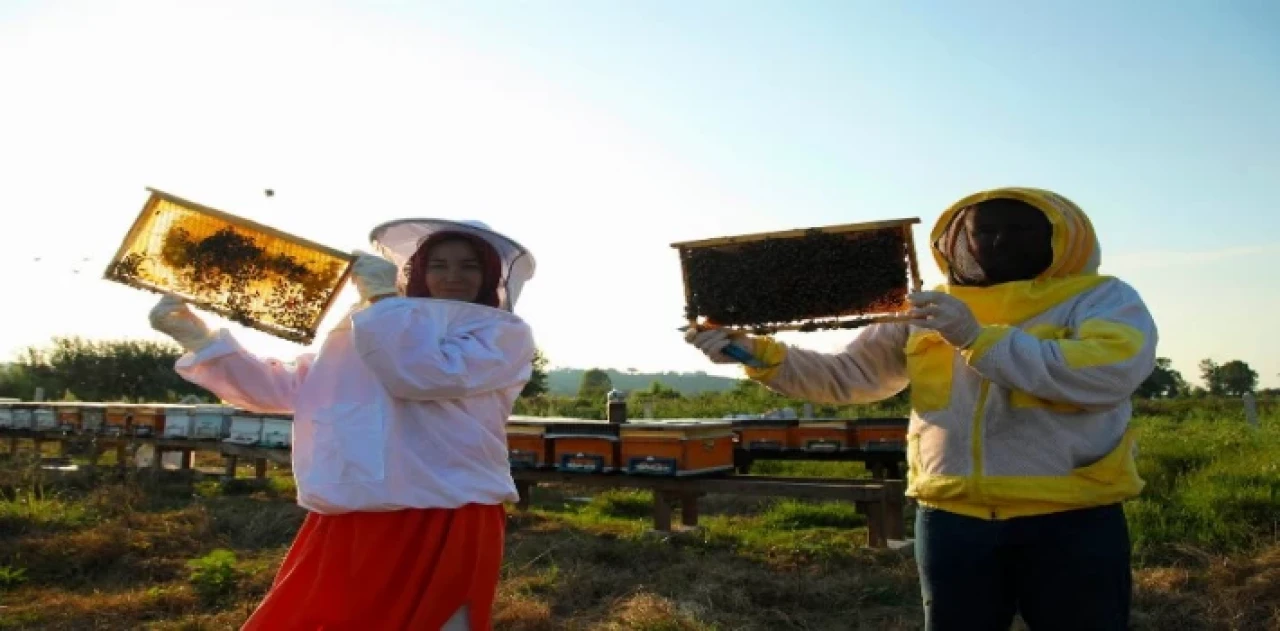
116, 444, 127, 472
651, 490, 673, 532
223, 455, 238, 479
864, 498, 886, 549
181, 450, 194, 470
679, 493, 701, 528
516, 480, 534, 511
87, 442, 102, 473
254, 458, 268, 480
883, 480, 906, 542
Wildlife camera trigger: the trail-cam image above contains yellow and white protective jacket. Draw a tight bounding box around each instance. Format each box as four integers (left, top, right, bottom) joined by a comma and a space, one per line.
745, 188, 1158, 520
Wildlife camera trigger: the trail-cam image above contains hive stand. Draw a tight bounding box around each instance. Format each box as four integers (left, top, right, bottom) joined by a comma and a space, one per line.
512, 470, 907, 549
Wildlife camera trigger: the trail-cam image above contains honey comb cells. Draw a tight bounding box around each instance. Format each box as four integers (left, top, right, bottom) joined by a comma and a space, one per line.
105, 190, 352, 345
680, 227, 911, 330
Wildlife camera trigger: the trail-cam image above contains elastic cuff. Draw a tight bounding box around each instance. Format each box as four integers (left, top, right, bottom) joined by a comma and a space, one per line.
744, 336, 787, 382
176, 330, 239, 367
962, 325, 1012, 365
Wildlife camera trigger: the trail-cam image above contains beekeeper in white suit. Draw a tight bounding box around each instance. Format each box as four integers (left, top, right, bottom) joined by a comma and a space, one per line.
149, 218, 536, 631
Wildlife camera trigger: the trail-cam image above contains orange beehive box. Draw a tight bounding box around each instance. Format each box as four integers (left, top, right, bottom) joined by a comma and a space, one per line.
131, 405, 165, 437
853, 418, 908, 452
545, 420, 620, 473
620, 420, 736, 477
104, 405, 131, 436
52, 403, 83, 433
505, 418, 551, 469
793, 420, 854, 452
733, 418, 799, 451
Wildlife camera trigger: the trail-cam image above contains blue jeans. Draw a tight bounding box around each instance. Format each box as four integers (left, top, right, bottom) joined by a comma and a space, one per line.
914, 503, 1131, 631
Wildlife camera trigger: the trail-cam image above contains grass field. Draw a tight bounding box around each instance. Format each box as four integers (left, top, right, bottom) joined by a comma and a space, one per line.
0, 412, 1277, 630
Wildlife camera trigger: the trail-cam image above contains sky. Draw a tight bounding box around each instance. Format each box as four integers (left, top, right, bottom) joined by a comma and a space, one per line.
0, 0, 1277, 389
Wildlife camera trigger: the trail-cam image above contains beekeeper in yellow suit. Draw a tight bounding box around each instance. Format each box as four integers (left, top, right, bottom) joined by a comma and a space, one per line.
687, 187, 1156, 631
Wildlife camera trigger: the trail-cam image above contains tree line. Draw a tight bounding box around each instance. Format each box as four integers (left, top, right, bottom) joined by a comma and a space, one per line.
0, 337, 1268, 419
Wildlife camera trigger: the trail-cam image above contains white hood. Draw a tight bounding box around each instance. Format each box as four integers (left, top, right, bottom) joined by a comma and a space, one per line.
367, 219, 535, 312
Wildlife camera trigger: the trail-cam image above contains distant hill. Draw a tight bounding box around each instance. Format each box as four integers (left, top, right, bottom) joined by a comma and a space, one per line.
547, 368, 740, 396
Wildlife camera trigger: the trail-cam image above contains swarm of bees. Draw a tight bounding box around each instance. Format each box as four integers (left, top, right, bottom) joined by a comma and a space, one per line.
680, 228, 910, 333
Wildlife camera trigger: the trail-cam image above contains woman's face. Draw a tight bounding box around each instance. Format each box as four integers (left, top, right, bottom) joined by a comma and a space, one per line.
423, 239, 484, 302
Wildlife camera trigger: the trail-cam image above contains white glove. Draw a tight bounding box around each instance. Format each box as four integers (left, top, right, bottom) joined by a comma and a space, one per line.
908, 291, 982, 349
350, 250, 399, 302
149, 294, 215, 353
685, 327, 758, 365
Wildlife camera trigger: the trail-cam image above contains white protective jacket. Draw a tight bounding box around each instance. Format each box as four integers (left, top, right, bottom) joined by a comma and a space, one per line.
177, 219, 537, 515
744, 188, 1157, 520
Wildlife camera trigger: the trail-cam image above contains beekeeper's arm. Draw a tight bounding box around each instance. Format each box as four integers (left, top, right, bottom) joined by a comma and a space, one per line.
687, 323, 910, 405
909, 280, 1157, 408
347, 254, 537, 401
150, 295, 312, 414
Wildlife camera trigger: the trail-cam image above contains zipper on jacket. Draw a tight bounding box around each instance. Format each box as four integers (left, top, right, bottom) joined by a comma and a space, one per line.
970, 380, 994, 519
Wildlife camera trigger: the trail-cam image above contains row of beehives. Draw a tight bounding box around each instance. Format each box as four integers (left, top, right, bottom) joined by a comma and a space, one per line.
0, 401, 292, 448
505, 416, 908, 477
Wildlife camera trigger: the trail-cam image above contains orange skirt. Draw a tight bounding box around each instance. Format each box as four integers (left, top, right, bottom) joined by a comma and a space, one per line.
241, 503, 506, 631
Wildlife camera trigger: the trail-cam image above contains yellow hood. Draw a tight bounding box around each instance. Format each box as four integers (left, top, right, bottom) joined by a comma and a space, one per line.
929, 187, 1108, 325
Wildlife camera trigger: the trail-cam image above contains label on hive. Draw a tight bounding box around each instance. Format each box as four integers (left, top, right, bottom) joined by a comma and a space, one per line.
559, 453, 606, 473
746, 439, 784, 451
628, 456, 677, 476
803, 439, 843, 452
863, 439, 906, 452
508, 450, 540, 469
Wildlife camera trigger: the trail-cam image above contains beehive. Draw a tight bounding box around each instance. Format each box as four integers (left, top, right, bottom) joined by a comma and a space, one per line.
545, 420, 621, 473
103, 188, 354, 345
226, 412, 264, 445
260, 415, 293, 449
53, 403, 83, 433
32, 404, 59, 432
853, 418, 908, 452
104, 405, 130, 436
793, 420, 854, 452
619, 420, 736, 476
163, 405, 196, 439
671, 218, 923, 334
506, 417, 552, 469
192, 405, 234, 440
732, 418, 799, 451
80, 404, 106, 433
130, 405, 165, 437
9, 404, 34, 430
0, 401, 14, 429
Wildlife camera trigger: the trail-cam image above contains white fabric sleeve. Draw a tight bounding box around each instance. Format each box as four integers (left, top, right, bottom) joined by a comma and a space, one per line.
175, 330, 315, 414
966, 279, 1158, 409
756, 322, 911, 405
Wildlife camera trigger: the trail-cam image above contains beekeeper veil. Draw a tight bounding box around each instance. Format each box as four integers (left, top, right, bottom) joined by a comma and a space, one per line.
368, 219, 535, 312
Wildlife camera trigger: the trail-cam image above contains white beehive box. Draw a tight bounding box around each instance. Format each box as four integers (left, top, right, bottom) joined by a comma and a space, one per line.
192, 405, 233, 440
80, 404, 106, 434
225, 412, 263, 445
33, 404, 59, 432
11, 404, 34, 430
259, 416, 292, 449
163, 405, 195, 439
0, 403, 14, 429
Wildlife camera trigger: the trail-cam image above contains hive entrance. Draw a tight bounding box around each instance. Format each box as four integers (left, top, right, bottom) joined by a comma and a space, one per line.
104, 188, 354, 344
672, 219, 923, 334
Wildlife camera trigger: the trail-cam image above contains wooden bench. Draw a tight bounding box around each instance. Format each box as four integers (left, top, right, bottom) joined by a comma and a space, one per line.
512, 469, 907, 548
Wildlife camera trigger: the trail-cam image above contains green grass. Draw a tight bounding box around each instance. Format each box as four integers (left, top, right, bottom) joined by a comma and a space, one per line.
1126, 415, 1280, 562
0, 408, 1276, 629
